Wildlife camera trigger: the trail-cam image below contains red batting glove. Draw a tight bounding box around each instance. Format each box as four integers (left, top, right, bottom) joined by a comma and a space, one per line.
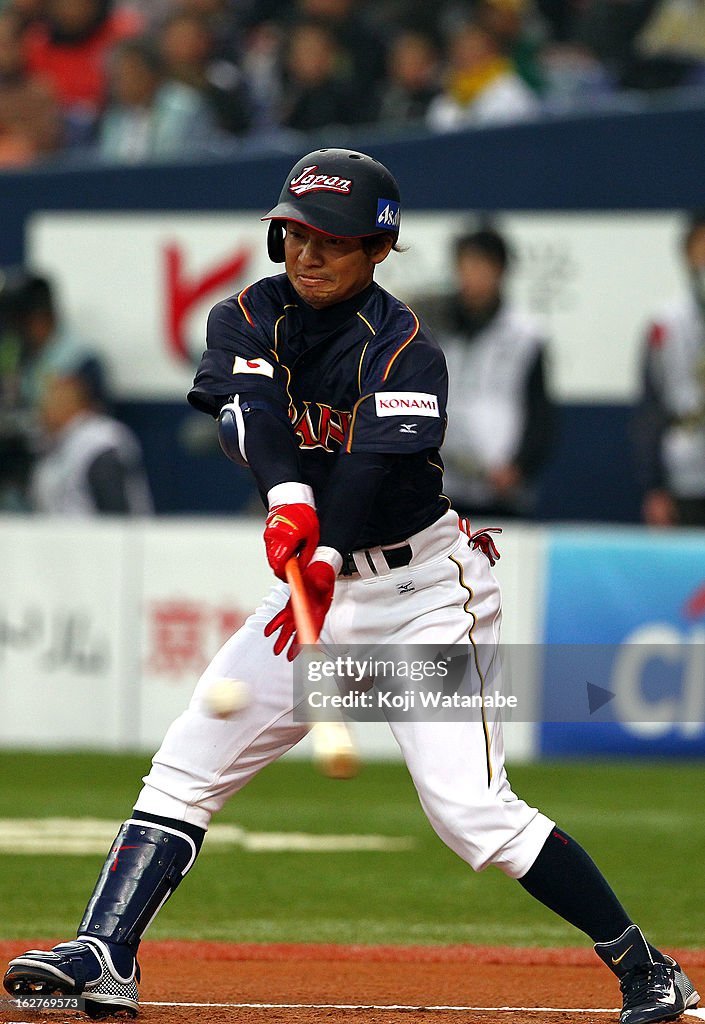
264, 560, 336, 661
264, 504, 319, 580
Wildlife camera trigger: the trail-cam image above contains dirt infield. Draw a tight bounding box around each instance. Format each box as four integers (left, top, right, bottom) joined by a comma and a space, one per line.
2, 941, 704, 1024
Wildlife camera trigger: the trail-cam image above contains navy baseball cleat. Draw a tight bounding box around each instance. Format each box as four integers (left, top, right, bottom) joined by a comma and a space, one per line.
3, 937, 139, 1018
595, 925, 700, 1024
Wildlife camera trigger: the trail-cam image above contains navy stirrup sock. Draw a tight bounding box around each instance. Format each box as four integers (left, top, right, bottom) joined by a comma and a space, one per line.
518, 827, 633, 944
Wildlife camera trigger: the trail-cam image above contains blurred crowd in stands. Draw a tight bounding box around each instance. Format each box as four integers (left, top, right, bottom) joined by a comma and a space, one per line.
1, 0, 705, 167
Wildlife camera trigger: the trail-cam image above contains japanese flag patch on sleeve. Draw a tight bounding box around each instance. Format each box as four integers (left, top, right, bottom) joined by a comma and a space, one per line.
232, 356, 274, 378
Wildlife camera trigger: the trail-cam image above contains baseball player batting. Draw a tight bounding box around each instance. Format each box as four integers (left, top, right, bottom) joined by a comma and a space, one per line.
4, 149, 699, 1024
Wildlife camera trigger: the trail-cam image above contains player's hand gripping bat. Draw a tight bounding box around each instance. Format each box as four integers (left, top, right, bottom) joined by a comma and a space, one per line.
285, 557, 360, 780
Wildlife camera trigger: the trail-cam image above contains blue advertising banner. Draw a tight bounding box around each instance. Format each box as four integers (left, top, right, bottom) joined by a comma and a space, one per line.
540, 530, 705, 756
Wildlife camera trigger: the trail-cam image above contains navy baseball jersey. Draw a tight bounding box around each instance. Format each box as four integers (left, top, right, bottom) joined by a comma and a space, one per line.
188, 273, 449, 548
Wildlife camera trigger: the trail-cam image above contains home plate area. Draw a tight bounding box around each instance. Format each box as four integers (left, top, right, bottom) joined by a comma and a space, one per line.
1, 942, 703, 1024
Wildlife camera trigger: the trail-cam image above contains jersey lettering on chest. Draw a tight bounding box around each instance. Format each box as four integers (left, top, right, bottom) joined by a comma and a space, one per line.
290, 401, 352, 451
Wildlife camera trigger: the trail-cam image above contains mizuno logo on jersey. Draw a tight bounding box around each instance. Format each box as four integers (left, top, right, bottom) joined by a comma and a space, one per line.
375, 392, 439, 418
232, 356, 274, 378
289, 166, 353, 196
376, 199, 400, 228
399, 423, 417, 433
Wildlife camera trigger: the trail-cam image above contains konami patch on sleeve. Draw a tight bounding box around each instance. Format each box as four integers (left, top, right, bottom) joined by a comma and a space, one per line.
374, 392, 440, 417
232, 356, 274, 377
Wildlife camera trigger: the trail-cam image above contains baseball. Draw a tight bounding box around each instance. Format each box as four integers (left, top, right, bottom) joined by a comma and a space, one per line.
204, 677, 251, 718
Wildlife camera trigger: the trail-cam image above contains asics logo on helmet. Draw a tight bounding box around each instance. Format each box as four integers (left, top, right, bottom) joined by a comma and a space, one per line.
289, 165, 353, 196
377, 199, 400, 228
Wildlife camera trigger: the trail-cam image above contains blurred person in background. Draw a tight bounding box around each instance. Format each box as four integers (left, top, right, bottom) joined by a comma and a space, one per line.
623, 0, 705, 89
426, 18, 540, 130
174, 0, 242, 61
0, 268, 100, 510
99, 36, 217, 161
633, 210, 705, 527
0, 8, 62, 165
239, 17, 283, 130
533, 0, 585, 43
279, 18, 362, 132
538, 38, 615, 109
120, 0, 173, 32
0, 269, 93, 412
416, 226, 554, 518
0, 269, 34, 510
295, 0, 387, 110
368, 0, 447, 37
1, 0, 45, 31
30, 354, 153, 515
377, 28, 442, 125
572, 0, 701, 91
23, 0, 143, 143
475, 0, 545, 95
527, 0, 617, 108
158, 10, 250, 137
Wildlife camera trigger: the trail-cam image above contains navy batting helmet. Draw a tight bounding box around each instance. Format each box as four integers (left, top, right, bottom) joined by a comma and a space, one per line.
262, 148, 401, 262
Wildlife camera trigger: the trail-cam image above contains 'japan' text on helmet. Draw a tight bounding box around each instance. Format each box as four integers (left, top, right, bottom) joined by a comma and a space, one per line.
262, 148, 401, 262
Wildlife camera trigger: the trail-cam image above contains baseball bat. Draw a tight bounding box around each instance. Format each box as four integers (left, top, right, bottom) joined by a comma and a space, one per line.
285, 558, 360, 780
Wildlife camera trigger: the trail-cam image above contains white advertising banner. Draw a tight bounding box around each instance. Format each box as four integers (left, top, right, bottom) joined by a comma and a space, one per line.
29, 211, 685, 403
136, 518, 271, 748
28, 213, 269, 400
0, 520, 131, 747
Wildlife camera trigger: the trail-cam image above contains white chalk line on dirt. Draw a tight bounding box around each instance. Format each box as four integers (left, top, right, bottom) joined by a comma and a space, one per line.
6, 1003, 704, 1021
143, 1001, 705, 1018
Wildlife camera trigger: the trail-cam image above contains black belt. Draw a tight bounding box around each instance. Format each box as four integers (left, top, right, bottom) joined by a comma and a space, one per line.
339, 543, 413, 577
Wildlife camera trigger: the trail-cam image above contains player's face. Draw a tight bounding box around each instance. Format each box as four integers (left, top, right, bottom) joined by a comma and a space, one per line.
284, 222, 391, 308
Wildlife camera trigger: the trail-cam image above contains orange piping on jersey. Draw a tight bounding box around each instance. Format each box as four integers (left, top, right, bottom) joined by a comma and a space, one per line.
237, 286, 255, 327
274, 314, 286, 352
272, 305, 298, 417
356, 311, 376, 335
382, 309, 419, 382
345, 393, 374, 453
231, 298, 296, 418
278, 360, 295, 420
449, 553, 492, 785
357, 340, 370, 393
274, 304, 297, 354
430, 458, 452, 508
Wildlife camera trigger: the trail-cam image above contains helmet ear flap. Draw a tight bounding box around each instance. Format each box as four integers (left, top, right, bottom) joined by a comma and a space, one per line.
267, 221, 285, 263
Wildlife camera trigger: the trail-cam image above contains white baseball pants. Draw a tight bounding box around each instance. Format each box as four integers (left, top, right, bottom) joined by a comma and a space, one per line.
135, 510, 554, 879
